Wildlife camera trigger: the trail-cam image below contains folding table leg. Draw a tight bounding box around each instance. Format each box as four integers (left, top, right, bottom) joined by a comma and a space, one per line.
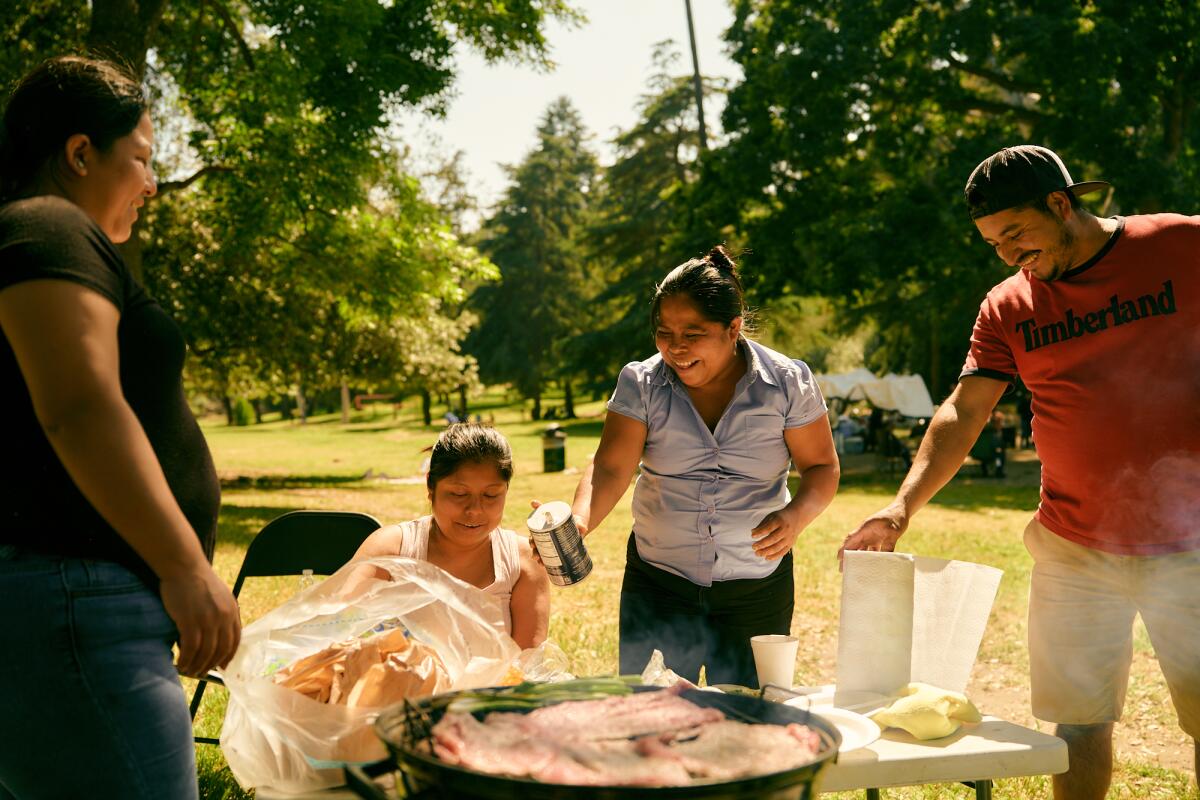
963, 779, 993, 800
865, 789, 882, 800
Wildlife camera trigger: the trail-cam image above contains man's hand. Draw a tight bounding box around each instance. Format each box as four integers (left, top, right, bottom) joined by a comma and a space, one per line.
160, 565, 241, 678
751, 507, 803, 561
527, 499, 589, 566
839, 505, 909, 567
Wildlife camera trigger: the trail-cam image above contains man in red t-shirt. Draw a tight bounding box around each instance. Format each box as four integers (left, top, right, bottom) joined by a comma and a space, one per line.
842, 145, 1199, 799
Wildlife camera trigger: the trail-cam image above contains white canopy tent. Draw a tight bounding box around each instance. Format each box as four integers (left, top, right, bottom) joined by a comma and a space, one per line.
816, 369, 936, 419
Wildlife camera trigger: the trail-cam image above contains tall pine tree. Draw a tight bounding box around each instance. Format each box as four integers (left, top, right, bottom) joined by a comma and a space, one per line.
468, 98, 599, 419
571, 42, 724, 393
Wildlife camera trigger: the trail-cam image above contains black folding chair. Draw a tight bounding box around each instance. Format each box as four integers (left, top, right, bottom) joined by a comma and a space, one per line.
190, 509, 383, 745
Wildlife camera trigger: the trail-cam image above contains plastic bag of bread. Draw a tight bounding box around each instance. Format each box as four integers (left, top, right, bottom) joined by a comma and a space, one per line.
220, 556, 519, 794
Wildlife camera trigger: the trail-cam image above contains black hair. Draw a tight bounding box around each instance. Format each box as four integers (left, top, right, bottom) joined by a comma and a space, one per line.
1015, 190, 1084, 217
426, 423, 514, 492
0, 55, 147, 202
650, 245, 755, 332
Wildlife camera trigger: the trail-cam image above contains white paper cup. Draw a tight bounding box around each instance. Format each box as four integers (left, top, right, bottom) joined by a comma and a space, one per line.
751, 634, 799, 689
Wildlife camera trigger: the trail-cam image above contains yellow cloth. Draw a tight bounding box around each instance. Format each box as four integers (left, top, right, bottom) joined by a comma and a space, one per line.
870, 682, 982, 740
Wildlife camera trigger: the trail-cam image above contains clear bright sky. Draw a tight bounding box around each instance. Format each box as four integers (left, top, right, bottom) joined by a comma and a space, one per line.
397, 0, 740, 214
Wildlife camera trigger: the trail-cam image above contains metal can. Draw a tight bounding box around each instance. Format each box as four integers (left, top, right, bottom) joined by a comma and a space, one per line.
526, 500, 593, 586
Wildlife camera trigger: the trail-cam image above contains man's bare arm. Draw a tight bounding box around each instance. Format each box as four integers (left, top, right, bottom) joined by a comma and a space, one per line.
839, 376, 1007, 560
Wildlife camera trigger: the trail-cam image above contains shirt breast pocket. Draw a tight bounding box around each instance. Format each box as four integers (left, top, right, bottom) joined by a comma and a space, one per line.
746, 414, 783, 441
727, 414, 788, 477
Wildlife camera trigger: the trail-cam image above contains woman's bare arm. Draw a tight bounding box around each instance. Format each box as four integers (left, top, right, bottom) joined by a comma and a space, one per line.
570, 411, 647, 536
508, 537, 551, 649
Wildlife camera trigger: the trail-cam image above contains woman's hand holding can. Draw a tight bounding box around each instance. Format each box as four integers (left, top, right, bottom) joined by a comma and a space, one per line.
527, 499, 589, 565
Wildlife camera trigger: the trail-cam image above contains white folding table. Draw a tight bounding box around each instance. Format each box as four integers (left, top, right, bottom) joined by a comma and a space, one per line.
818, 715, 1068, 799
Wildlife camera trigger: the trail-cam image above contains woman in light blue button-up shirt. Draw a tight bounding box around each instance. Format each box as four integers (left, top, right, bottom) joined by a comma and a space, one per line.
563, 246, 840, 687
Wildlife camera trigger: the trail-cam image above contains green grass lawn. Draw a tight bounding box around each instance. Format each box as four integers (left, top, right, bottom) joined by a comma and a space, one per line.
191, 394, 1195, 798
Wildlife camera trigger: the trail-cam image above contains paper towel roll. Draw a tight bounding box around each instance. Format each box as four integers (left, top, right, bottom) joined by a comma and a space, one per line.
910, 557, 1001, 693
836, 550, 1002, 698
836, 551, 915, 695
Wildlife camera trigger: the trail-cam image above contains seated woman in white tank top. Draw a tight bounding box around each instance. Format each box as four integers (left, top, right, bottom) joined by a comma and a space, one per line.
349, 424, 550, 649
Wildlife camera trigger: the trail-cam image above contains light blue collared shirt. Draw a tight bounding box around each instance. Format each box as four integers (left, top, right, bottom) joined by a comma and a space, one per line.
606, 338, 828, 585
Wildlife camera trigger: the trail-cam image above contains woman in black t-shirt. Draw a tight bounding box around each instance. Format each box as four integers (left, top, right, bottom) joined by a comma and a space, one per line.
0, 56, 240, 799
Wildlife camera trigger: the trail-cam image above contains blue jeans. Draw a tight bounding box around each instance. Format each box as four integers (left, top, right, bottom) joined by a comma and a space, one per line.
0, 552, 197, 799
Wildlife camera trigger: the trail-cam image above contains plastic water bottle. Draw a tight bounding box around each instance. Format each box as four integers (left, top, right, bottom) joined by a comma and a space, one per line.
298, 568, 315, 593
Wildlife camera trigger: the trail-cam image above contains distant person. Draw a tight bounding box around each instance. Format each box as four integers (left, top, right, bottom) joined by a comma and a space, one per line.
535, 246, 839, 687
835, 415, 861, 439
878, 414, 913, 471
971, 409, 1007, 478
866, 406, 884, 452
1016, 389, 1034, 449
842, 145, 1199, 799
349, 424, 550, 649
0, 56, 240, 798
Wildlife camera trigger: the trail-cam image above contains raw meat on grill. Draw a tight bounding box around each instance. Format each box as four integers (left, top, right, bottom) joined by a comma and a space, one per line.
432, 711, 693, 786
430, 688, 821, 786
544, 739, 695, 786
513, 685, 726, 741
635, 719, 822, 780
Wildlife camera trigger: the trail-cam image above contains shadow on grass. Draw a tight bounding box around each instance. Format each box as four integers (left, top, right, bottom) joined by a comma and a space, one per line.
528, 419, 605, 439
340, 421, 410, 433
791, 464, 1041, 513
217, 504, 301, 548
925, 481, 1040, 512
220, 474, 366, 490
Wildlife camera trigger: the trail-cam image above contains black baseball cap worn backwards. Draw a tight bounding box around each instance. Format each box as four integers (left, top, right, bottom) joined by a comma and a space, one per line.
964, 145, 1110, 220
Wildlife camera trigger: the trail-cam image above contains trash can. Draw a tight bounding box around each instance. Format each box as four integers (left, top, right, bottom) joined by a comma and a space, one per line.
542, 424, 567, 473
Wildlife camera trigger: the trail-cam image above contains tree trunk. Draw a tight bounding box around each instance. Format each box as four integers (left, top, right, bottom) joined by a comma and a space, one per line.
930, 315, 942, 401
222, 395, 233, 426
88, 0, 168, 284
296, 382, 308, 425
684, 0, 708, 151
532, 386, 542, 421
458, 384, 468, 419
563, 380, 575, 419
421, 388, 432, 426
87, 0, 168, 78
253, 399, 264, 425
340, 380, 351, 424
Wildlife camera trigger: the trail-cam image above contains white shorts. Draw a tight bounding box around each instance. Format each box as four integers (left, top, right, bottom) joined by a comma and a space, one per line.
1025, 518, 1200, 736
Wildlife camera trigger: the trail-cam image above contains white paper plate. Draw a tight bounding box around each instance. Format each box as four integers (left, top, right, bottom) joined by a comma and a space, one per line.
784, 699, 881, 753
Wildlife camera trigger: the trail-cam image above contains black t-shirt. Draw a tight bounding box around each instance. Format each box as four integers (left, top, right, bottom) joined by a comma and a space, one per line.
0, 196, 219, 584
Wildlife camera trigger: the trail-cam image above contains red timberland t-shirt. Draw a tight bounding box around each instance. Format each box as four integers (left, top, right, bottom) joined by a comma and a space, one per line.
961, 214, 1200, 555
